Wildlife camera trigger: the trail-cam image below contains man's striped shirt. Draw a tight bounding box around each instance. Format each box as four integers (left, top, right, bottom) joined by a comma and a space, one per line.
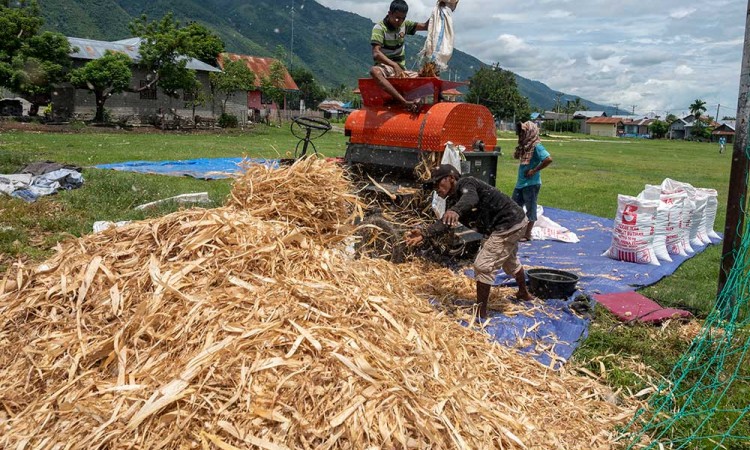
371, 19, 418, 68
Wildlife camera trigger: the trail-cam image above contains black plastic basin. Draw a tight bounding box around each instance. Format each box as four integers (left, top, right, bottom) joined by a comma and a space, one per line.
527, 268, 579, 299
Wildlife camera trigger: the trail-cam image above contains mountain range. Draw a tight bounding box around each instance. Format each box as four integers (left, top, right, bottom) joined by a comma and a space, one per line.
38, 0, 622, 113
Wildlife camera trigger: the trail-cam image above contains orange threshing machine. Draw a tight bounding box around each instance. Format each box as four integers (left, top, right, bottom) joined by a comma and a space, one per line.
343, 77, 501, 261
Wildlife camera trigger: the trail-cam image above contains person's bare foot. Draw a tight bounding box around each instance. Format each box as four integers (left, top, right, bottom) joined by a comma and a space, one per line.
515, 291, 534, 301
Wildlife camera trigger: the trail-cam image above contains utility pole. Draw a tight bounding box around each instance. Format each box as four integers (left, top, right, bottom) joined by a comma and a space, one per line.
718, 2, 750, 300
554, 93, 563, 132
716, 103, 721, 121
290, 0, 295, 70
613, 103, 620, 115
631, 105, 637, 115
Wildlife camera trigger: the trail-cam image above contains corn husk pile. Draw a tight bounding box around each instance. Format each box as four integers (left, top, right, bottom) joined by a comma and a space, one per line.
0, 158, 634, 449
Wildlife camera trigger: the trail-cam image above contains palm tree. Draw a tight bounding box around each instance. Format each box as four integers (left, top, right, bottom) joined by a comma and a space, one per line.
689, 99, 707, 121
689, 99, 709, 140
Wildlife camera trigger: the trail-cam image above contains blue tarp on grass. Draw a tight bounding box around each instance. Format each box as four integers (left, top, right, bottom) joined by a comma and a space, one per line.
95, 157, 279, 179
462, 206, 721, 369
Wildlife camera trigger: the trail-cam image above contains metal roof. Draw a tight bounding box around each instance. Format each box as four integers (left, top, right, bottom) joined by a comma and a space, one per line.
573, 110, 607, 118
67, 37, 221, 73
586, 117, 623, 125
218, 53, 299, 90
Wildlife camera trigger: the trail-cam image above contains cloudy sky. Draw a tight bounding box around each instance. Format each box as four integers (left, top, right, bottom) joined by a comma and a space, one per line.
315, 0, 746, 118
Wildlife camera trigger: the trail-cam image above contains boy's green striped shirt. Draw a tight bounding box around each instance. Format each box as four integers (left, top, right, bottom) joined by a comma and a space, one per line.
371, 20, 418, 68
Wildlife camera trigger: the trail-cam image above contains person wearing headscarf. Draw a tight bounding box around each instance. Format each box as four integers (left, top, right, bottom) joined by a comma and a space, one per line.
513, 121, 552, 241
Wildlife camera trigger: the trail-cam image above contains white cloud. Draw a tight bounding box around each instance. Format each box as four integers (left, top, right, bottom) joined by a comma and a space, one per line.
670, 7, 697, 19
495, 34, 529, 53
314, 0, 745, 113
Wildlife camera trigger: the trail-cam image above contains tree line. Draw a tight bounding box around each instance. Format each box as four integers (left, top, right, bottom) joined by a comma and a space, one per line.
0, 1, 331, 123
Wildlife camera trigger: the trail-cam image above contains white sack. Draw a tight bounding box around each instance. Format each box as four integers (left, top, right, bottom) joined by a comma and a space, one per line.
603, 194, 660, 265
697, 188, 721, 241
419, 2, 456, 73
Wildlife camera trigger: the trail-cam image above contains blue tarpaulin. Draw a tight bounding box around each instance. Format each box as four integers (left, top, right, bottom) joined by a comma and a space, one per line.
461, 207, 721, 369
95, 158, 279, 179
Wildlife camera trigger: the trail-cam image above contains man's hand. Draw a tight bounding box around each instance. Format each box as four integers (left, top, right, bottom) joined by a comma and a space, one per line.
404, 229, 424, 246
524, 168, 537, 178
442, 210, 459, 226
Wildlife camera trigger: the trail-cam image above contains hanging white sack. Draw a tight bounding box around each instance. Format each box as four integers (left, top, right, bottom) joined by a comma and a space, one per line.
431, 141, 464, 218
419, 1, 456, 73
603, 195, 660, 266
697, 188, 721, 241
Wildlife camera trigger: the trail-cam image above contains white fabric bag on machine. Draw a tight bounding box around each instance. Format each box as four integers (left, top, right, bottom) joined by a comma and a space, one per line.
419, 1, 457, 73
431, 141, 464, 218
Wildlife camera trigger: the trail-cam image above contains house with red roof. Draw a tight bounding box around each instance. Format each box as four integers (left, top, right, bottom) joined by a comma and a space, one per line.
217, 53, 299, 119
586, 117, 625, 137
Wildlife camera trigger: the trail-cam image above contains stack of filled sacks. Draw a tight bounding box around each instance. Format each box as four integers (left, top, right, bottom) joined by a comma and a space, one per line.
1, 158, 636, 449
604, 178, 720, 265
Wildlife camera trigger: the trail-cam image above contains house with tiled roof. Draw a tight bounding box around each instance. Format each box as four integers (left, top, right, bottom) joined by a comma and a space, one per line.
217, 53, 299, 119
586, 117, 624, 137
572, 110, 607, 134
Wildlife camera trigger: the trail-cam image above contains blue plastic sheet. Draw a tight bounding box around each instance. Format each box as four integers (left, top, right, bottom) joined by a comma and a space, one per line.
95, 158, 279, 179
459, 207, 722, 369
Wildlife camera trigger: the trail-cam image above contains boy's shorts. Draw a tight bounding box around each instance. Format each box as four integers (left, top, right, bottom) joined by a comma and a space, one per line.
473, 220, 528, 285
373, 64, 418, 78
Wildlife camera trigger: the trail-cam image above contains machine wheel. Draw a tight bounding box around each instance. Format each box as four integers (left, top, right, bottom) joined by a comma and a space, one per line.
353, 215, 405, 263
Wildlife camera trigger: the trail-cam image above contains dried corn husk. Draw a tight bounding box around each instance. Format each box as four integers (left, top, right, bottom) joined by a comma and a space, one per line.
0, 157, 635, 449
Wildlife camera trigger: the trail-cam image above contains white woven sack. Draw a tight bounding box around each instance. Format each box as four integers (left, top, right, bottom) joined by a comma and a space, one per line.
688, 190, 710, 247
419, 2, 456, 73
637, 188, 670, 262
660, 178, 710, 248
603, 195, 660, 266
697, 188, 721, 241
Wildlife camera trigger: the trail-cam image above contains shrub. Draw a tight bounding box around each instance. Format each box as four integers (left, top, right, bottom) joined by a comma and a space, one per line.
218, 113, 238, 128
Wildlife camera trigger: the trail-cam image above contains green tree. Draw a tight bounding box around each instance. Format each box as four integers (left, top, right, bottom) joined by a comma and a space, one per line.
0, 1, 72, 115
290, 66, 327, 109
648, 119, 669, 139
565, 97, 586, 115
129, 13, 224, 98
68, 50, 132, 122
183, 80, 209, 127
466, 63, 530, 121
182, 21, 225, 66
689, 99, 707, 121
210, 59, 255, 114
665, 113, 678, 125
260, 59, 288, 124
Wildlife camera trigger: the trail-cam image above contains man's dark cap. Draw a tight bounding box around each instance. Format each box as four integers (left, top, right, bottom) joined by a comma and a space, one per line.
427, 164, 460, 185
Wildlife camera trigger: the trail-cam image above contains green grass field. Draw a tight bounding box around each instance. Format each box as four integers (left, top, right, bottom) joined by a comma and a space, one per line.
0, 123, 745, 442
